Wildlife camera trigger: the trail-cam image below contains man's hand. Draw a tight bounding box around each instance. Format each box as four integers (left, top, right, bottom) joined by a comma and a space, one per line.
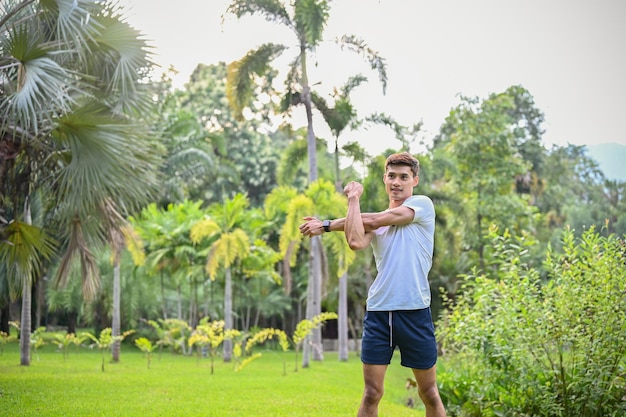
343, 181, 363, 199
299, 216, 324, 237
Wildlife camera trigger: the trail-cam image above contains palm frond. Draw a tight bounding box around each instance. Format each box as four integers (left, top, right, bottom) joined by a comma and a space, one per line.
89, 14, 154, 114
39, 0, 103, 50
225, 0, 292, 28
190, 219, 221, 244
0, 220, 57, 297
206, 229, 250, 278
293, 0, 330, 48
340, 74, 368, 96
264, 185, 298, 219
337, 35, 388, 94
54, 217, 99, 300
226, 43, 288, 119
280, 194, 314, 263
53, 101, 158, 217
208, 194, 250, 230
0, 25, 76, 133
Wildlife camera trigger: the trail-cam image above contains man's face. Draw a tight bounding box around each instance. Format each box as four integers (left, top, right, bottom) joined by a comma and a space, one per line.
383, 164, 419, 201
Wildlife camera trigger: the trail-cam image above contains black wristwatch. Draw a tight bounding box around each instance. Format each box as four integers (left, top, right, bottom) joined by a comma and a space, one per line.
322, 219, 331, 233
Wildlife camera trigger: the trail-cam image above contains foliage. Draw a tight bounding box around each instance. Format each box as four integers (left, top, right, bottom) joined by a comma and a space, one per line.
82, 327, 134, 372
437, 227, 626, 416
30, 326, 47, 361
291, 312, 337, 371
53, 332, 85, 362
188, 318, 242, 374
134, 337, 157, 369
240, 312, 338, 374
0, 0, 159, 367
147, 318, 193, 356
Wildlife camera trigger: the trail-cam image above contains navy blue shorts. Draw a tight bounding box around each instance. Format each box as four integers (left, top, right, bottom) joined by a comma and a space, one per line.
361, 308, 437, 369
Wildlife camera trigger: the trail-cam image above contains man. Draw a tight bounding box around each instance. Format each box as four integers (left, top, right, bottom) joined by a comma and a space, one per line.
299, 152, 446, 417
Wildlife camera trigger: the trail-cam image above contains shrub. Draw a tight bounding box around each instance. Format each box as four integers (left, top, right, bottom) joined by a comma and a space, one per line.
437, 226, 626, 417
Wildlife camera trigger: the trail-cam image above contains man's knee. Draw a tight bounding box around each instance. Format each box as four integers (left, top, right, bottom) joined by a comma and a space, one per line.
363, 383, 384, 404
418, 384, 441, 406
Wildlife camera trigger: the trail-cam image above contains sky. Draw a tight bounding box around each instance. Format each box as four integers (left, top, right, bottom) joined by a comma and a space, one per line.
118, 0, 626, 157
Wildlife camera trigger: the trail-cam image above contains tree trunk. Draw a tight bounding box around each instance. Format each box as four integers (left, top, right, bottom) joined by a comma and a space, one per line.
338, 270, 349, 361
312, 237, 323, 361
300, 45, 323, 366
160, 270, 168, 319
67, 311, 77, 335
35, 275, 44, 329
177, 285, 182, 320
20, 200, 33, 366
111, 261, 121, 362
223, 267, 233, 362
20, 279, 31, 366
0, 304, 10, 334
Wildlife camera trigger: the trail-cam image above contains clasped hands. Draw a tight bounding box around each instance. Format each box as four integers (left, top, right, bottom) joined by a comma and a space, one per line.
298, 181, 363, 237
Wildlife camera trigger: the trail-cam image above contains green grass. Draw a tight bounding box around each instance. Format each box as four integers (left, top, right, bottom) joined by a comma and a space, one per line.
0, 343, 425, 416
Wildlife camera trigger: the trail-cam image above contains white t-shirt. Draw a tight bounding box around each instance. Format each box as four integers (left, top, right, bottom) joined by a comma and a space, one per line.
366, 195, 435, 311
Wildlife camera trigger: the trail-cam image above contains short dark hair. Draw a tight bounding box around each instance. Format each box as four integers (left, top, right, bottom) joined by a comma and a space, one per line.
385, 152, 420, 177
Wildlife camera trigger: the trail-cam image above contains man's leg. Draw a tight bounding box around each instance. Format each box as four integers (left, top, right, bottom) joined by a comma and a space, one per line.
411, 365, 447, 417
357, 363, 387, 417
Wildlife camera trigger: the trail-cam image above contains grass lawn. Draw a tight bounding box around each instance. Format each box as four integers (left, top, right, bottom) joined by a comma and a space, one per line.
0, 343, 425, 416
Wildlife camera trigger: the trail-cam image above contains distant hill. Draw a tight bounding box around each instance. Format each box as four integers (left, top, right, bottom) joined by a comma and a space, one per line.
585, 142, 626, 182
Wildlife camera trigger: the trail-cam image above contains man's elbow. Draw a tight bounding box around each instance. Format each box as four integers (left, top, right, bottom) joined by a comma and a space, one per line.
347, 239, 368, 251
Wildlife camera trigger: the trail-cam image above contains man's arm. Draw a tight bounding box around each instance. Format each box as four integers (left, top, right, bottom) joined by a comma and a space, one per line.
299, 210, 412, 236
343, 182, 371, 250
298, 200, 415, 242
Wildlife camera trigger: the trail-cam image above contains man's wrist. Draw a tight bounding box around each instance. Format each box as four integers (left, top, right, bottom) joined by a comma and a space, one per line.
322, 219, 332, 233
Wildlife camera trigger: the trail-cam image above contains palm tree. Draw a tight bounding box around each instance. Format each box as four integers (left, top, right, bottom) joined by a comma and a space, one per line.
130, 201, 206, 322
0, 0, 159, 365
271, 179, 351, 366
224, 0, 387, 362
190, 194, 251, 362
311, 75, 367, 360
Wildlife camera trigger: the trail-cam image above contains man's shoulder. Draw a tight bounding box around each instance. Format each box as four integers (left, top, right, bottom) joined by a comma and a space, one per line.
404, 194, 434, 208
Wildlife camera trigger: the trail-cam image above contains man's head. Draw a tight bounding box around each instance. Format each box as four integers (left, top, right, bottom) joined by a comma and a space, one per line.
385, 152, 420, 177
383, 152, 420, 203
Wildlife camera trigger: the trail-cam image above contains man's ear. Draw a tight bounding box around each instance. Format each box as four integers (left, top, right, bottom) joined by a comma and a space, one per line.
413, 175, 419, 186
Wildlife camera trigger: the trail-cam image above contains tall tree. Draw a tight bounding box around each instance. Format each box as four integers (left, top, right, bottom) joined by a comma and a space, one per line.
311, 75, 365, 360
434, 90, 535, 271
190, 194, 251, 362
0, 0, 159, 365
224, 0, 387, 363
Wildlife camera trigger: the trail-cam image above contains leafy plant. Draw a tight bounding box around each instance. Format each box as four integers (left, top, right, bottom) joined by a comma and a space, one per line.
243, 328, 290, 374
148, 318, 193, 356
30, 327, 47, 361
188, 319, 241, 374
53, 333, 85, 362
134, 337, 157, 369
245, 312, 338, 373
437, 226, 626, 416
82, 328, 134, 372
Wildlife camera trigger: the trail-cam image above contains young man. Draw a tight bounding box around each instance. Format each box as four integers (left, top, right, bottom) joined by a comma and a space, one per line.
299, 152, 446, 417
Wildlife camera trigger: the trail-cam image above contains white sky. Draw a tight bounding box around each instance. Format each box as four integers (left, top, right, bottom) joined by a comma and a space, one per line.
119, 0, 626, 157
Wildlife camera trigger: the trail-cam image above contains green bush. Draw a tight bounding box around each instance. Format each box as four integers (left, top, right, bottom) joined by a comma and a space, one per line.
437, 226, 626, 417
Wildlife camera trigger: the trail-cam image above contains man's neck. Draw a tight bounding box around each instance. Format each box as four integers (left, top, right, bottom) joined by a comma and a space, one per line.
388, 197, 407, 209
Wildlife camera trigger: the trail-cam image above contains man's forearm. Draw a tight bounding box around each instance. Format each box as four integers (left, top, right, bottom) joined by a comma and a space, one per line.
344, 196, 369, 249
325, 213, 378, 232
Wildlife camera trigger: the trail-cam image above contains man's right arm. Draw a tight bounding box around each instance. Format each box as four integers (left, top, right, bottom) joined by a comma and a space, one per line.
343, 182, 374, 250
